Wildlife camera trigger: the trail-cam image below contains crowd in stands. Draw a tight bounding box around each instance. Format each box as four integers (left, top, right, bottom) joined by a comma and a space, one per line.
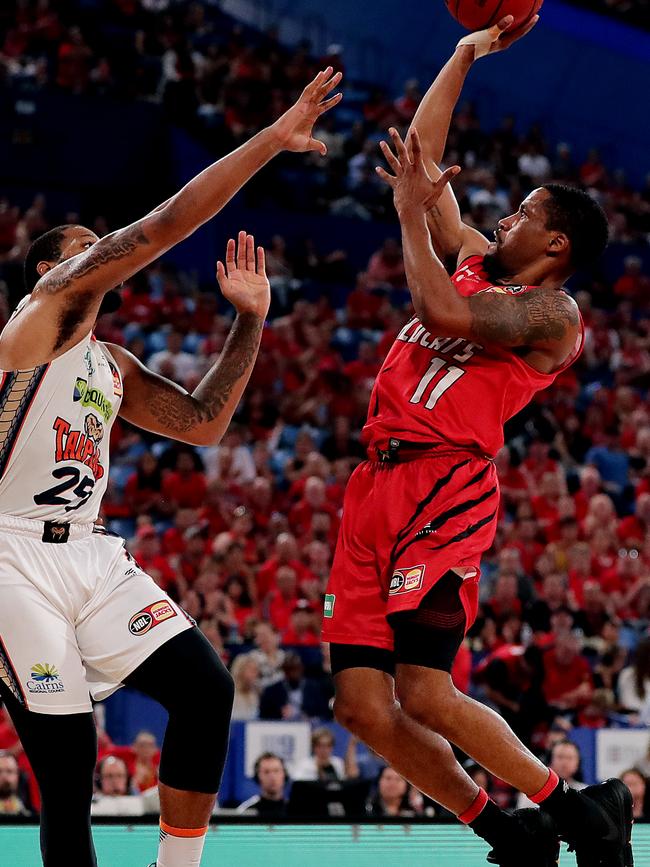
1, 0, 650, 820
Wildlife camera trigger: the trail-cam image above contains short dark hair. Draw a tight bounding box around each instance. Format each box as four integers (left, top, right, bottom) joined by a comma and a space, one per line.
541, 184, 609, 271
24, 225, 77, 292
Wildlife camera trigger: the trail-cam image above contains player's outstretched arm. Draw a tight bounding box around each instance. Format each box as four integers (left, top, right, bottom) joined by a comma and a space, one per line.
378, 129, 579, 370
35, 69, 342, 300
407, 15, 538, 263
108, 233, 269, 446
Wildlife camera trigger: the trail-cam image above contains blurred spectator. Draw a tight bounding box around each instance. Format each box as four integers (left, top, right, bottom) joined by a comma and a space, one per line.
99, 730, 160, 795
366, 239, 406, 289
92, 756, 144, 816
293, 728, 359, 782
543, 632, 594, 711
620, 769, 648, 821
148, 331, 197, 385
366, 766, 420, 818
0, 752, 30, 816
236, 753, 288, 817
282, 600, 321, 646
249, 622, 286, 687
259, 653, 331, 720
618, 638, 650, 714
231, 653, 261, 721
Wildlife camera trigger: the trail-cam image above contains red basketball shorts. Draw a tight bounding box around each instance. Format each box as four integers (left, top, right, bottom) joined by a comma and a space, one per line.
322, 452, 499, 651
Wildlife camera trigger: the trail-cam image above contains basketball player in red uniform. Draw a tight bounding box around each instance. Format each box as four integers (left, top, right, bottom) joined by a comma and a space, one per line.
322, 19, 632, 867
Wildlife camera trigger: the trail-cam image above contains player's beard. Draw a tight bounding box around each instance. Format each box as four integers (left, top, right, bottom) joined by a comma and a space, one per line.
482, 248, 509, 281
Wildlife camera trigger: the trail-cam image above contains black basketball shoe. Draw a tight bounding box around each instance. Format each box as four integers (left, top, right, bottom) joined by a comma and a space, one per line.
486, 808, 560, 867
559, 779, 633, 867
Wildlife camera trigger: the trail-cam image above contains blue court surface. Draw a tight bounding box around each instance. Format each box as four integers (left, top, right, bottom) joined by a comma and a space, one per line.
1, 824, 648, 866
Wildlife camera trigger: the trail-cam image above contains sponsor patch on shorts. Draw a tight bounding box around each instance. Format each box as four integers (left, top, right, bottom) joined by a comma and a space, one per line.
27, 663, 65, 694
324, 594, 336, 618
129, 600, 177, 636
389, 565, 425, 596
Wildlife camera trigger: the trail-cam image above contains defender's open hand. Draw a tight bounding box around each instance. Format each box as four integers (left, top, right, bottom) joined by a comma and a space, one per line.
271, 67, 343, 155
216, 232, 270, 319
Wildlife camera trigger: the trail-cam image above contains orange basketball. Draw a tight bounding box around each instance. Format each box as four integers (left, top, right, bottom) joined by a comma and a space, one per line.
445, 0, 543, 31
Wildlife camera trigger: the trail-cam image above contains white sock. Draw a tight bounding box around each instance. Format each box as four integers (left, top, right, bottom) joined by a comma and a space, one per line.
157, 822, 208, 867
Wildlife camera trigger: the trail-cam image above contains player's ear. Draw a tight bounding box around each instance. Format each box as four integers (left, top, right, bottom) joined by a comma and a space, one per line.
547, 232, 570, 259
37, 260, 52, 277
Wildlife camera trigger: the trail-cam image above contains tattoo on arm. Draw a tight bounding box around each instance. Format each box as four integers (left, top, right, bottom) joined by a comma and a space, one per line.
468, 289, 579, 347
44, 226, 150, 293
147, 312, 263, 432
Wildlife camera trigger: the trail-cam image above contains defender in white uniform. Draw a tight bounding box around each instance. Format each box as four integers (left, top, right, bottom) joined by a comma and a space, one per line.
0, 67, 342, 867
0, 320, 194, 713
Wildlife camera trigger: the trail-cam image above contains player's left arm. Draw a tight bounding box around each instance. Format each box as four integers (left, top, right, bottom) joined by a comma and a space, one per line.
107, 233, 269, 447
378, 129, 580, 366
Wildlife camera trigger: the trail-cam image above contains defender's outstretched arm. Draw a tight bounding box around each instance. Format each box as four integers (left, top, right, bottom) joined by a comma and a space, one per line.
109, 233, 269, 447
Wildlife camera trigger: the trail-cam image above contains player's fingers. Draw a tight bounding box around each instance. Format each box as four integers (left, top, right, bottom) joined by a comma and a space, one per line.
389, 127, 411, 166
246, 234, 255, 270
379, 139, 402, 175
256, 245, 266, 277
375, 166, 396, 187
305, 68, 329, 99
225, 238, 236, 272
496, 14, 514, 32
409, 128, 424, 166
216, 260, 227, 288
317, 92, 343, 115
307, 136, 328, 156
320, 69, 343, 96
236, 230, 247, 270
435, 165, 461, 190
517, 14, 540, 38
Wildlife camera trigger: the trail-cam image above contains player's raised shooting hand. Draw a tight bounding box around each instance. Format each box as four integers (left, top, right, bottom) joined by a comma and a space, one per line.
458, 14, 539, 60
270, 67, 343, 155
376, 128, 460, 216
216, 232, 270, 319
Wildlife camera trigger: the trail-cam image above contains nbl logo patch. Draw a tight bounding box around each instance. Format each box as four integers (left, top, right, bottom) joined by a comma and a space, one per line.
129, 600, 177, 636
389, 565, 425, 596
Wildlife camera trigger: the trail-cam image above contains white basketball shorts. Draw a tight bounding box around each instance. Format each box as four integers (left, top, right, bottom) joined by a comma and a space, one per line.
0, 514, 193, 714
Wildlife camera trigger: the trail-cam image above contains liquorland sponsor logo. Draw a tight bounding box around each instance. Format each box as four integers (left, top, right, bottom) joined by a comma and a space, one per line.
323, 594, 336, 618
129, 600, 177, 636
27, 663, 65, 694
389, 565, 425, 596
73, 379, 114, 422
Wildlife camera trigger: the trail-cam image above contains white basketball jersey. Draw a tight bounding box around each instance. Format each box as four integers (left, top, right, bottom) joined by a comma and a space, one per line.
0, 306, 122, 523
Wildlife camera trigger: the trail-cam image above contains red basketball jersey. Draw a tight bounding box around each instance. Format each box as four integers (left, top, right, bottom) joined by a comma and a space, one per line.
362, 255, 584, 457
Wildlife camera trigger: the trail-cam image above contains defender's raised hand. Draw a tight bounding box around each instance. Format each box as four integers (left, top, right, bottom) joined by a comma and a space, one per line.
271, 67, 343, 155
377, 128, 460, 216
216, 232, 270, 319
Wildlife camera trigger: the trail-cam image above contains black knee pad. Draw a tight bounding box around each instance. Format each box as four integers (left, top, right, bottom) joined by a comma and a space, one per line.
389, 571, 466, 673
124, 627, 234, 793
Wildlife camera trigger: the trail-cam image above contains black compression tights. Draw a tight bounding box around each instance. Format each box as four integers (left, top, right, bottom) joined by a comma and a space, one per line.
0, 687, 98, 867
0, 626, 234, 867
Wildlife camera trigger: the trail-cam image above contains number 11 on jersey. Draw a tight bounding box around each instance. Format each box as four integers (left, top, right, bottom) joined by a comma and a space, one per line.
410, 357, 465, 410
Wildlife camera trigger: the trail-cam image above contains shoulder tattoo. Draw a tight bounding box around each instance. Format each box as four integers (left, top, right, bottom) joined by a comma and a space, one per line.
468, 289, 579, 346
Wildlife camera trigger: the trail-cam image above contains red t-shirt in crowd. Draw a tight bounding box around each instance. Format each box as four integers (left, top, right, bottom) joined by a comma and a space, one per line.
281, 626, 320, 646
161, 471, 207, 509
542, 650, 593, 705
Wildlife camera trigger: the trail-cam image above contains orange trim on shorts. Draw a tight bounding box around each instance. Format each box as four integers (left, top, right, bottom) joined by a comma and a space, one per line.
160, 820, 208, 838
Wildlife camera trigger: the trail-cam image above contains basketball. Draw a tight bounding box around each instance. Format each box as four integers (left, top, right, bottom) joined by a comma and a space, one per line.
446, 0, 544, 31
